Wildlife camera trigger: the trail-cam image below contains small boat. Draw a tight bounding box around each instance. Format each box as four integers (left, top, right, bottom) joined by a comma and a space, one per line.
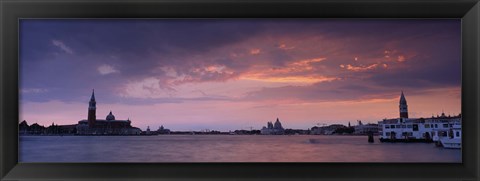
439, 124, 461, 149
440, 138, 461, 149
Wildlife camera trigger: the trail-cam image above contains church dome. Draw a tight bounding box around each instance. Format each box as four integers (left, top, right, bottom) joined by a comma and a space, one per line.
274, 118, 283, 129
106, 111, 115, 121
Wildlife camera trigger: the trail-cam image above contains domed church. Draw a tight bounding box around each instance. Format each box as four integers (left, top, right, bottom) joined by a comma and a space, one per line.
76, 90, 142, 135
260, 118, 285, 135
106, 111, 115, 121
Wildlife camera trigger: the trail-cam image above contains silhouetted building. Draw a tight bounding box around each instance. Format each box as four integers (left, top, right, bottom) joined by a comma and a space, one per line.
157, 125, 171, 134
76, 90, 141, 135
310, 124, 347, 135
19, 121, 48, 135
261, 118, 285, 135
19, 120, 29, 134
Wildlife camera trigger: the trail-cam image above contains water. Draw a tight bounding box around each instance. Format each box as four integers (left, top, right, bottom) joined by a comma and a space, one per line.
19, 135, 461, 162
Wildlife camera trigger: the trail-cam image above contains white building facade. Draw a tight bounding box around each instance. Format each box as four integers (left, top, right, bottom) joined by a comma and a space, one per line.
378, 92, 461, 142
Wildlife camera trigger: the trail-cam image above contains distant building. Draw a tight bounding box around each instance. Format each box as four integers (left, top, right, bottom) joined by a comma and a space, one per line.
284, 129, 310, 135
76, 90, 142, 135
310, 124, 347, 135
19, 120, 30, 134
47, 123, 77, 135
19, 120, 77, 135
140, 125, 172, 135
157, 125, 171, 134
146, 126, 151, 135
354, 123, 379, 135
261, 118, 285, 135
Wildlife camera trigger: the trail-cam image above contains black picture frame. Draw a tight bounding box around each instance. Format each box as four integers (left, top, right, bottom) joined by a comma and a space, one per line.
1, 0, 479, 180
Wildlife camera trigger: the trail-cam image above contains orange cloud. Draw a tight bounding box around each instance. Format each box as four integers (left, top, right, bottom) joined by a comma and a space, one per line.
340, 63, 384, 72
240, 57, 332, 84
242, 74, 337, 84
254, 57, 326, 73
384, 49, 411, 63
290, 58, 325, 66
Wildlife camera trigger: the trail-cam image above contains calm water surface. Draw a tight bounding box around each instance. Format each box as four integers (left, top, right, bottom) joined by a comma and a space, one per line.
19, 135, 461, 162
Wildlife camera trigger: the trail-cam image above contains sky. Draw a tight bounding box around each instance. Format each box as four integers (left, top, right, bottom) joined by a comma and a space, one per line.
19, 19, 461, 131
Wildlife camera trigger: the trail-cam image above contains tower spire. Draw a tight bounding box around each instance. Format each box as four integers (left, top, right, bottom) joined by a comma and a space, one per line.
88, 89, 97, 128
400, 91, 406, 104
399, 91, 408, 118
90, 89, 95, 101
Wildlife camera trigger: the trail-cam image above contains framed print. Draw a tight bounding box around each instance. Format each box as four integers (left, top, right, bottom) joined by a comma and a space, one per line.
17, 18, 462, 163
1, 0, 479, 180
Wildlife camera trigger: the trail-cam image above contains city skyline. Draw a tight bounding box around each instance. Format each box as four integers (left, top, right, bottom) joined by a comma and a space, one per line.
20, 19, 461, 131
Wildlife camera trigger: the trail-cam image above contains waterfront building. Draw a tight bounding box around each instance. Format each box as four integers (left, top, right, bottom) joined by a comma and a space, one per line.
260, 118, 285, 135
378, 92, 461, 142
353, 122, 380, 135
310, 124, 348, 135
76, 90, 142, 135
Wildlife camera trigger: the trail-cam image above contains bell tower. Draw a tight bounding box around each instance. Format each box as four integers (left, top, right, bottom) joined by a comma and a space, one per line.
399, 91, 408, 118
88, 89, 96, 128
